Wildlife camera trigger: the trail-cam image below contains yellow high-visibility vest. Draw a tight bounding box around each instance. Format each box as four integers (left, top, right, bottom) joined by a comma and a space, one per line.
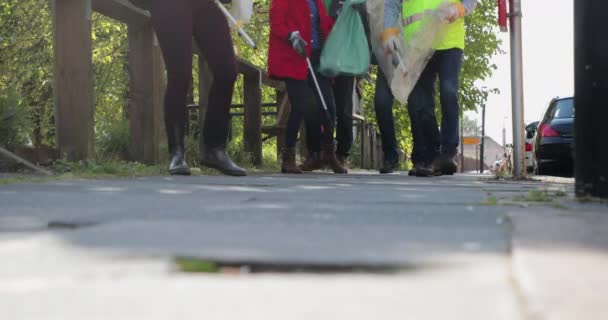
402, 0, 466, 50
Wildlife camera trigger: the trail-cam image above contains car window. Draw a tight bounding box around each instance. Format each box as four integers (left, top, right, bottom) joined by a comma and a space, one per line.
552, 98, 574, 119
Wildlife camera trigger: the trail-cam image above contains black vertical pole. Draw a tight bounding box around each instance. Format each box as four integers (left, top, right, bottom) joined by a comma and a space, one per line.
460, 116, 464, 173
575, 0, 608, 198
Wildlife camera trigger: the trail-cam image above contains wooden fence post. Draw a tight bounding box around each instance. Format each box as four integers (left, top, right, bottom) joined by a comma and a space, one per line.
127, 22, 162, 165
243, 73, 262, 166
53, 0, 94, 160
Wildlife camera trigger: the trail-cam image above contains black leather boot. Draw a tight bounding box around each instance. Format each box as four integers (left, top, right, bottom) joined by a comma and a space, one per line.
432, 153, 458, 176
412, 162, 434, 177
168, 147, 191, 176
200, 145, 247, 176
380, 157, 400, 174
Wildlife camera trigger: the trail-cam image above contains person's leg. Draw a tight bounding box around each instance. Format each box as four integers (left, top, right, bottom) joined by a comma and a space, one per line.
438, 49, 463, 157
407, 53, 440, 176
306, 53, 346, 173
150, 0, 193, 175
300, 105, 324, 171
282, 79, 310, 173
192, 0, 245, 176
334, 75, 355, 160
434, 49, 464, 175
374, 67, 400, 173
304, 103, 322, 154
284, 79, 309, 149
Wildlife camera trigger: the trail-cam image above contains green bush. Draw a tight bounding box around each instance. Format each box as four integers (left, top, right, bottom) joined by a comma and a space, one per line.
95, 118, 130, 160
0, 88, 31, 147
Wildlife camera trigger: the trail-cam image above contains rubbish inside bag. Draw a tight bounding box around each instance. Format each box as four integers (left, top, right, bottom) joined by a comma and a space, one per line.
366, 0, 450, 103
320, 0, 370, 77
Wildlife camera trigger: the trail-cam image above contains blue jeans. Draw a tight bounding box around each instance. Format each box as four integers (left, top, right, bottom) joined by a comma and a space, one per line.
373, 67, 400, 162
408, 48, 463, 165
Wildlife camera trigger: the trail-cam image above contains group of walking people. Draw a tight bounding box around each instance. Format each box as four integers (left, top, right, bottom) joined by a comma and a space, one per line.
143, 0, 477, 177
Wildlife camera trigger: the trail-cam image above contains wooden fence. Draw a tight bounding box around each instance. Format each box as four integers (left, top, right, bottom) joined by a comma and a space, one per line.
52, 0, 378, 168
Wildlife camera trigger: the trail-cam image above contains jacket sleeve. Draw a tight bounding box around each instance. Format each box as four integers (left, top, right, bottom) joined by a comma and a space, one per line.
318, 0, 335, 38
384, 0, 401, 29
461, 0, 478, 15
270, 0, 292, 40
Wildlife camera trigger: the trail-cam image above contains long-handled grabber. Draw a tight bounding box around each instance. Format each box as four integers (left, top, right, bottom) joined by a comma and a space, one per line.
214, 0, 257, 49
306, 57, 333, 125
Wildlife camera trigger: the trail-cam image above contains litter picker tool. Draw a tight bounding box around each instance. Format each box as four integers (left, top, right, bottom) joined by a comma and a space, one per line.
214, 0, 257, 48
306, 57, 333, 124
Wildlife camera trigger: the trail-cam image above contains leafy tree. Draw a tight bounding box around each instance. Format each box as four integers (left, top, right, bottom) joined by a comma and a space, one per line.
0, 0, 501, 167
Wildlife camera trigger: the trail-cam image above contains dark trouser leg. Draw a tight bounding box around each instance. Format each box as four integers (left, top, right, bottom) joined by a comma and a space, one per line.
185, 0, 245, 176
334, 75, 355, 158
150, 0, 192, 155
306, 53, 346, 173
304, 107, 322, 153
192, 0, 238, 149
407, 53, 440, 165
437, 49, 463, 157
284, 79, 310, 149
373, 68, 399, 161
305, 51, 337, 149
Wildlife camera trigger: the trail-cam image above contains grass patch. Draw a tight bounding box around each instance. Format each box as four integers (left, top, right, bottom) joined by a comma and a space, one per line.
512, 189, 570, 203
52, 159, 165, 178
0, 176, 51, 185
513, 190, 553, 202
1, 155, 279, 185
483, 195, 499, 206
175, 257, 220, 273
554, 190, 567, 197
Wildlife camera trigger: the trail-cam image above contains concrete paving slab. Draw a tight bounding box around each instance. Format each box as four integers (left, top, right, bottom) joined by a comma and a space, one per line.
510, 210, 608, 320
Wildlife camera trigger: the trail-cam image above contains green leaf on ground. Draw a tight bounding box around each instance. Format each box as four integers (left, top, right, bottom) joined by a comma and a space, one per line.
175, 257, 220, 273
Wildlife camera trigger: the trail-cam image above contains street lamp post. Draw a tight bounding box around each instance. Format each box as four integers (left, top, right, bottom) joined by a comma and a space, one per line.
509, 0, 526, 179
479, 87, 487, 174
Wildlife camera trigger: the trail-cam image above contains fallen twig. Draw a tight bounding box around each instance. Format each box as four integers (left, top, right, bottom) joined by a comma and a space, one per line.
0, 146, 54, 176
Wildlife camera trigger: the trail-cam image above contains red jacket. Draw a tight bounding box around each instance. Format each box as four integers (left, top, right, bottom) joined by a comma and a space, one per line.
267, 0, 334, 80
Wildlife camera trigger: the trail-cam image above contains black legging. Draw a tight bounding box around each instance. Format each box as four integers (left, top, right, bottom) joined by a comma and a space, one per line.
150, 0, 237, 153
284, 52, 336, 152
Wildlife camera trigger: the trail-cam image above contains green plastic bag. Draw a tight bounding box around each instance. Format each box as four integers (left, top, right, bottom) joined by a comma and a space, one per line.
320, 0, 370, 77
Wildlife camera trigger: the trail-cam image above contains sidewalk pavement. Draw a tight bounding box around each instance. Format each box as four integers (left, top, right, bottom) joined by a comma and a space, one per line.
510, 209, 608, 320
0, 172, 605, 319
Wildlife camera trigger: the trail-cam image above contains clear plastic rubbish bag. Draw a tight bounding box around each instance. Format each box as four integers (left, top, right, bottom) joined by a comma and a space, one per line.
230, 0, 254, 25
366, 0, 450, 103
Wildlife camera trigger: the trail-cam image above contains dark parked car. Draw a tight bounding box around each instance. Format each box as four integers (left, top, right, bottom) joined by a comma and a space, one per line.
533, 97, 574, 176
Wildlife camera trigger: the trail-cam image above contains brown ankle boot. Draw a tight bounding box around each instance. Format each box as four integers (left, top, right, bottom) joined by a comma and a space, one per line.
322, 144, 348, 174
336, 154, 348, 169
281, 148, 303, 174
299, 152, 323, 171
